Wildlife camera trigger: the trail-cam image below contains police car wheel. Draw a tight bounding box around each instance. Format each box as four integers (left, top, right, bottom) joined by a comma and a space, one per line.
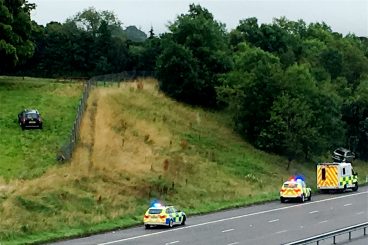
145, 224, 150, 229
181, 216, 186, 225
300, 194, 305, 203
169, 219, 173, 228
280, 197, 285, 203
308, 192, 312, 201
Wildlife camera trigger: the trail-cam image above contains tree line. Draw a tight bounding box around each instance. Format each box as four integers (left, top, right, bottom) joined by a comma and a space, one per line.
1, 1, 367, 161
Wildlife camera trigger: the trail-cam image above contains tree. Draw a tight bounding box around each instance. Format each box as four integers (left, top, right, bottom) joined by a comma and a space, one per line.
0, 0, 35, 72
156, 40, 200, 103
217, 44, 283, 142
319, 48, 343, 79
257, 94, 318, 167
156, 4, 232, 107
342, 80, 368, 159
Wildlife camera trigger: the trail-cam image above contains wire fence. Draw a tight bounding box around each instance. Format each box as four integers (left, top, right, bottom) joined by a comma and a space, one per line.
56, 71, 155, 162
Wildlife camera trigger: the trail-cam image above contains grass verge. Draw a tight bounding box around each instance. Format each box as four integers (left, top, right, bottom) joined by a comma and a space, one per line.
0, 76, 83, 180
0, 78, 367, 244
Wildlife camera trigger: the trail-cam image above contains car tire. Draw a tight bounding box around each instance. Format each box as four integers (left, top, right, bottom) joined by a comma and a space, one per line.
300, 194, 305, 203
280, 197, 285, 203
21, 125, 25, 130
39, 124, 43, 129
352, 182, 358, 192
308, 192, 312, 201
181, 216, 186, 226
145, 224, 150, 229
169, 219, 173, 228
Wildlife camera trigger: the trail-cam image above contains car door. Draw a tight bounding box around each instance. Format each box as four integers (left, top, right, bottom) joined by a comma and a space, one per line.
301, 181, 308, 197
170, 207, 181, 224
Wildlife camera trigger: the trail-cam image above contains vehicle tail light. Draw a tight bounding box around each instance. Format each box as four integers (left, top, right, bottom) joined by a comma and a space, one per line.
280, 189, 285, 192
294, 188, 301, 192
22, 118, 25, 122
159, 215, 166, 219
144, 215, 149, 219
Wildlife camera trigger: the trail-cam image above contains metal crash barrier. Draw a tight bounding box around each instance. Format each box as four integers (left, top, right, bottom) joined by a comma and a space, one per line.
283, 222, 368, 244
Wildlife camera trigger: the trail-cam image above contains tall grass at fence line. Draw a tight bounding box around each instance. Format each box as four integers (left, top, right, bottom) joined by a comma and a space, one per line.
57, 71, 154, 161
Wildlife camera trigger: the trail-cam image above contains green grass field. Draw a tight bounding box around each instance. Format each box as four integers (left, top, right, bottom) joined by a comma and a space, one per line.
0, 76, 83, 180
0, 78, 367, 244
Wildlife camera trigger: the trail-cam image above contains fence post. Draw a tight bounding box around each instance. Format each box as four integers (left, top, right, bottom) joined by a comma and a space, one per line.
333, 236, 336, 244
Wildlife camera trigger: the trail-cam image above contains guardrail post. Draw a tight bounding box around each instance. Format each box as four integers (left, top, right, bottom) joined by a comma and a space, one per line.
364, 227, 366, 235
333, 236, 336, 244
349, 231, 351, 240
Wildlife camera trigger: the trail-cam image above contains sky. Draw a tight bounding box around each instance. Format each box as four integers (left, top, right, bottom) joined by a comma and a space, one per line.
30, 0, 368, 37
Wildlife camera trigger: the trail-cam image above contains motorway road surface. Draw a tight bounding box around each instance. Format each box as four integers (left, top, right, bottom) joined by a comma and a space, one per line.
51, 186, 368, 245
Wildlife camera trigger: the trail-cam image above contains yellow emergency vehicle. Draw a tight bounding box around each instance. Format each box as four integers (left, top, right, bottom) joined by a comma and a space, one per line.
317, 162, 358, 192
280, 176, 312, 203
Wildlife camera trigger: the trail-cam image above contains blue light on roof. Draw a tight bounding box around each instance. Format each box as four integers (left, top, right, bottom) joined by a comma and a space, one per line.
149, 199, 163, 208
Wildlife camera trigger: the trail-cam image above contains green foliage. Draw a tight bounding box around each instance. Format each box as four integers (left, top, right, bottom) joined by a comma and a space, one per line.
342, 80, 368, 159
0, 0, 35, 71
218, 43, 283, 142
18, 8, 130, 77
156, 40, 201, 103
224, 16, 368, 160
156, 4, 232, 107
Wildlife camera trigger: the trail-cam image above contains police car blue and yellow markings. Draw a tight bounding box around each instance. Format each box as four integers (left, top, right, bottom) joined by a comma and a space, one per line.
143, 202, 186, 229
280, 176, 312, 203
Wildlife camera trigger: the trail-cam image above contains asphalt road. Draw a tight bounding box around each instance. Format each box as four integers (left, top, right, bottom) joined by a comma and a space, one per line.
51, 186, 368, 245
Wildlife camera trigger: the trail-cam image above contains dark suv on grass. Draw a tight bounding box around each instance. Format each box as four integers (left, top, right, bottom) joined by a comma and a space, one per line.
18, 109, 43, 130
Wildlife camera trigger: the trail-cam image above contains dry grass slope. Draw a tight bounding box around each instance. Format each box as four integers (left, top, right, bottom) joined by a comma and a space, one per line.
1, 78, 367, 244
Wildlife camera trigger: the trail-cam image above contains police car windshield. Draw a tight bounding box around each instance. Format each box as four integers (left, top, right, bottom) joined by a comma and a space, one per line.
148, 208, 163, 214
284, 183, 298, 188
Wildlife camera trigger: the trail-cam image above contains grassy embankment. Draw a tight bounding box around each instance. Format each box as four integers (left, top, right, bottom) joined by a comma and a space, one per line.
0, 78, 367, 244
0, 76, 83, 180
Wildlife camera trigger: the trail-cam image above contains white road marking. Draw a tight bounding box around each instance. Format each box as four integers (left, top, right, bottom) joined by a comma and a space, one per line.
227, 242, 239, 245
344, 203, 352, 207
268, 219, 279, 223
275, 230, 288, 234
165, 241, 179, 245
97, 190, 368, 245
309, 210, 319, 214
319, 220, 328, 224
222, 228, 235, 233
356, 211, 364, 215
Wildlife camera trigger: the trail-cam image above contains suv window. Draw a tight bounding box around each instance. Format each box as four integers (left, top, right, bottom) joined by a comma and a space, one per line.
335, 150, 344, 155
26, 113, 39, 119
